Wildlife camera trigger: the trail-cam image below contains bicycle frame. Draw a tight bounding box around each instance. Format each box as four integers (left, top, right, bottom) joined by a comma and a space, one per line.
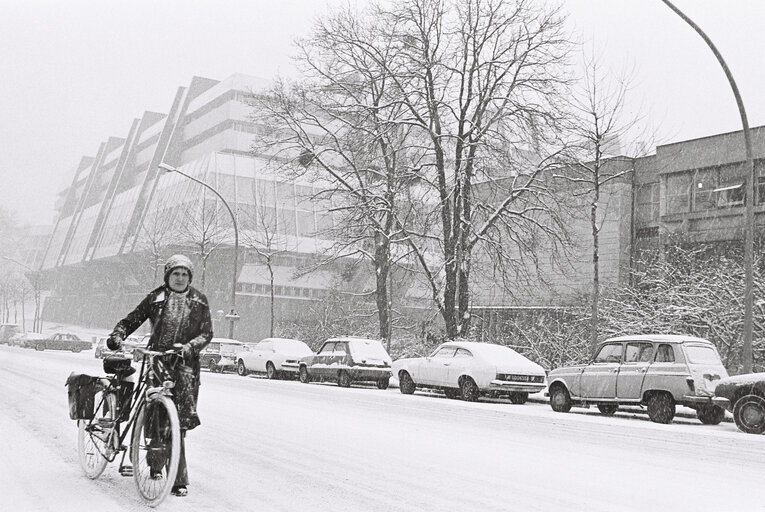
83, 348, 181, 466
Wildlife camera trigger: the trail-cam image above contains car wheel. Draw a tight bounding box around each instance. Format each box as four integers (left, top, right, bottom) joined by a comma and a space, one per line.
299, 366, 310, 384
733, 395, 765, 434
443, 388, 460, 399
376, 376, 390, 390
549, 385, 572, 413
647, 392, 675, 424
237, 360, 248, 377
696, 404, 725, 425
207, 359, 217, 372
597, 404, 618, 416
72, 348, 81, 353
509, 392, 529, 405
35, 343, 45, 351
399, 372, 416, 395
338, 370, 351, 388
266, 362, 277, 380
460, 378, 479, 402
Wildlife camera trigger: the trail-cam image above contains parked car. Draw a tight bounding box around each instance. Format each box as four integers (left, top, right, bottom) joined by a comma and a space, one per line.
298, 336, 392, 389
714, 373, 765, 434
21, 332, 92, 353
0, 323, 22, 344
547, 334, 729, 424
94, 334, 144, 359
393, 341, 547, 403
11, 332, 45, 348
200, 338, 244, 373
235, 337, 313, 379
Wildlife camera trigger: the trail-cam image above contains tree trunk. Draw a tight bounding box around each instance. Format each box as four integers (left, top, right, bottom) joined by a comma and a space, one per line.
268, 257, 275, 338
591, 183, 600, 351
374, 232, 391, 345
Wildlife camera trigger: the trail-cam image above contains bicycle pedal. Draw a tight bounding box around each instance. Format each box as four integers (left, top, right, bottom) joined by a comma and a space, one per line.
119, 466, 134, 477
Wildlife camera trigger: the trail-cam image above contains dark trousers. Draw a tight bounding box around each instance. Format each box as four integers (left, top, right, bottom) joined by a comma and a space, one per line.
174, 430, 188, 487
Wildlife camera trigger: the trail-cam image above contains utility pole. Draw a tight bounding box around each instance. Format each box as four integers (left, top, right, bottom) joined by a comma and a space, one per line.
661, 0, 755, 372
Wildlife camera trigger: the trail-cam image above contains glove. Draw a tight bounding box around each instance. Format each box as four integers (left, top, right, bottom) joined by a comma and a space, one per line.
106, 334, 122, 351
181, 343, 195, 361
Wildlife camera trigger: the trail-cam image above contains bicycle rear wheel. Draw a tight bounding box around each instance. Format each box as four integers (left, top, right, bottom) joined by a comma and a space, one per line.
77, 390, 117, 479
131, 395, 181, 507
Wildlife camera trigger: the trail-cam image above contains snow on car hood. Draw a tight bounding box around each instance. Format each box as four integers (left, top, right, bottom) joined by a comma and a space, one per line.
717, 372, 765, 386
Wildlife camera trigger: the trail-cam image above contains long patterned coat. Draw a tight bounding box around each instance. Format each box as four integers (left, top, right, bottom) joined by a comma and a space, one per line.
110, 284, 213, 429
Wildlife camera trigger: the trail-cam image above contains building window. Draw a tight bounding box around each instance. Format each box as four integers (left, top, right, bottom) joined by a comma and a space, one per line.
666, 173, 691, 214
714, 183, 744, 208
693, 168, 718, 211
635, 182, 659, 224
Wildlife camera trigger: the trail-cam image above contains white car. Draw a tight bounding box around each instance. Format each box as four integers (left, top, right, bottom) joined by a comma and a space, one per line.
235, 337, 314, 379
393, 341, 546, 403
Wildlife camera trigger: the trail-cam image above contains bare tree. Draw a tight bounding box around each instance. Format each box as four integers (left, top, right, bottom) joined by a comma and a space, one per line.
381, 0, 573, 338
556, 51, 647, 350
177, 193, 232, 290
254, 3, 423, 345
238, 194, 291, 338
257, 0, 575, 340
134, 204, 181, 284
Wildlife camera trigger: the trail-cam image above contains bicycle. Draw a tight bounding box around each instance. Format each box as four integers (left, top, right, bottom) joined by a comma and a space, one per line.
74, 346, 184, 507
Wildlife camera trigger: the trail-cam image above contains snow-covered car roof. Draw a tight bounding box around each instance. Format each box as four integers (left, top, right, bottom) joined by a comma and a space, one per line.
210, 337, 244, 345
440, 341, 545, 372
603, 334, 712, 344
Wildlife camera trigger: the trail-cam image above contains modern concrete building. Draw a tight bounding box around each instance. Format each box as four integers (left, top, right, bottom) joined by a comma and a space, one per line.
31, 71, 765, 340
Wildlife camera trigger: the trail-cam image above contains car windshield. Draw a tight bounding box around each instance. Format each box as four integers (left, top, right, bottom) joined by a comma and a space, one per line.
684, 344, 721, 364
349, 340, 390, 361
275, 339, 312, 355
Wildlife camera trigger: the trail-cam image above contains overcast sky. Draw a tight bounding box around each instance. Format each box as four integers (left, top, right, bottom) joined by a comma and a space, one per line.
1, 0, 763, 226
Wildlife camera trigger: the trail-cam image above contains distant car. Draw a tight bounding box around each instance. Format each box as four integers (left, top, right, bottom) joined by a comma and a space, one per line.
298, 336, 392, 389
235, 337, 313, 379
0, 323, 22, 344
95, 335, 144, 359
393, 341, 546, 403
547, 335, 729, 424
200, 338, 245, 373
714, 373, 765, 434
22, 332, 92, 353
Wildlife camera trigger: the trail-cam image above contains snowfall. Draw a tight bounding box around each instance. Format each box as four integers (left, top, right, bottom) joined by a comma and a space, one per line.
2, 323, 765, 512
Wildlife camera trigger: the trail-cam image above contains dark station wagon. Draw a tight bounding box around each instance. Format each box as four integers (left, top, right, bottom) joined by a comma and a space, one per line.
298, 336, 393, 389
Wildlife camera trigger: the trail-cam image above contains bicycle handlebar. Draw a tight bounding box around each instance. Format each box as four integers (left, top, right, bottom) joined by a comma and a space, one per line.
134, 345, 183, 358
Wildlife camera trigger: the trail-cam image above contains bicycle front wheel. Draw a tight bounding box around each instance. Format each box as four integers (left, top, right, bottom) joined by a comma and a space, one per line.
131, 395, 181, 507
77, 390, 117, 479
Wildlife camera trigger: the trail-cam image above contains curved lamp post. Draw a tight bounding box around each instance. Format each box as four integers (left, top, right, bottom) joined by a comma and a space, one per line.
158, 163, 240, 339
661, 0, 755, 372
1, 255, 42, 333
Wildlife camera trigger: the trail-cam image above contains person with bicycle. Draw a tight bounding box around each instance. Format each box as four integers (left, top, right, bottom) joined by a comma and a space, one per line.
107, 254, 213, 497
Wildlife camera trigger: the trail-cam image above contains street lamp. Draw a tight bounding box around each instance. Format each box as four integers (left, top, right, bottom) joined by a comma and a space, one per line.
0, 255, 42, 333
158, 163, 241, 339
661, 0, 756, 372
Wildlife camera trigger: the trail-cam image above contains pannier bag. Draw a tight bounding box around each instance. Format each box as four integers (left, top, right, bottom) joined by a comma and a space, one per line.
65, 372, 100, 420
103, 355, 135, 376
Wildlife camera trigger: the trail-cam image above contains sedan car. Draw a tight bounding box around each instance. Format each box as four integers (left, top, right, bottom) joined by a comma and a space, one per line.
714, 373, 765, 434
22, 332, 92, 352
393, 341, 546, 403
235, 337, 313, 379
298, 336, 392, 389
547, 334, 729, 424
0, 323, 22, 344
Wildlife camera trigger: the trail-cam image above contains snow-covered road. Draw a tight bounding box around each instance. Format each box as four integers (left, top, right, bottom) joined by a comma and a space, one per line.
2, 344, 765, 512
